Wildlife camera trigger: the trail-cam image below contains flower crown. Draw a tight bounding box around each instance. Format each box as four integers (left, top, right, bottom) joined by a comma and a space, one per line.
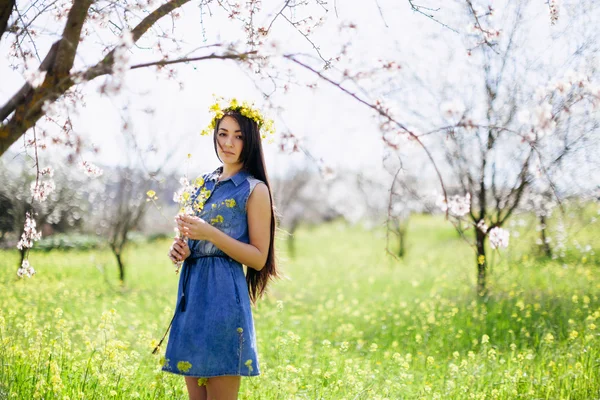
200, 96, 275, 140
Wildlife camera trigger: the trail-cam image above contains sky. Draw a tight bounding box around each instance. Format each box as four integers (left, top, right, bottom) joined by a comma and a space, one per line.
1, 0, 598, 190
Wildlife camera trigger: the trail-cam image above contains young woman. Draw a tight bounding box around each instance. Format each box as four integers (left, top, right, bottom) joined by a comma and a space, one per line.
160, 101, 278, 400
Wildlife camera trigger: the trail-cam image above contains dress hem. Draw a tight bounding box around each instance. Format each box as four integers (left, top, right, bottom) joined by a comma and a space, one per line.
161, 367, 260, 378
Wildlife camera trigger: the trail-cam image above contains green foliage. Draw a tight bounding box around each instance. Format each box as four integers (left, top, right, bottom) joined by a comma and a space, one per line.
0, 215, 598, 399
34, 233, 105, 251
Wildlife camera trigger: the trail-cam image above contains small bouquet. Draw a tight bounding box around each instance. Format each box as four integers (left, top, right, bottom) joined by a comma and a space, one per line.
170, 175, 212, 273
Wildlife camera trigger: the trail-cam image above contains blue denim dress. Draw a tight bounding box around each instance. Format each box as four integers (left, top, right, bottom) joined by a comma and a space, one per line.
161, 167, 262, 378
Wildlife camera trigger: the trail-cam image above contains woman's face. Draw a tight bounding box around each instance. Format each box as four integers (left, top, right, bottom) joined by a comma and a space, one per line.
216, 116, 244, 165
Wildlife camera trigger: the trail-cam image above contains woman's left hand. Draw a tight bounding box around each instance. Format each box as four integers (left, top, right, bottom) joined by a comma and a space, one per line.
176, 214, 214, 241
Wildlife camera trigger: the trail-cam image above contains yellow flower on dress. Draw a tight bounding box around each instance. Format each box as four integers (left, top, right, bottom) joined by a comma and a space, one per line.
177, 361, 192, 372
211, 215, 224, 224
225, 199, 236, 208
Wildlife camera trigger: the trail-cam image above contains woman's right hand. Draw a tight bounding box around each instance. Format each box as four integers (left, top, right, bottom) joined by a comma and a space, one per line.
168, 237, 191, 264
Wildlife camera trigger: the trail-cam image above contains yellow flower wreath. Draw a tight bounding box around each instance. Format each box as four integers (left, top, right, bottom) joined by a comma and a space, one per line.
200, 96, 276, 140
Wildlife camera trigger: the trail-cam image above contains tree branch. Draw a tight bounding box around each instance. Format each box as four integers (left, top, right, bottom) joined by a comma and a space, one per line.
284, 55, 449, 207
0, 40, 60, 123
129, 51, 257, 70
83, 0, 191, 81
53, 0, 93, 78
0, 0, 15, 41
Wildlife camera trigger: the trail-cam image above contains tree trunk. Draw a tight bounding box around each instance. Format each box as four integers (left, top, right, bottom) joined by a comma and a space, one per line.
111, 248, 125, 284
476, 228, 487, 297
397, 219, 407, 258
18, 247, 25, 270
398, 230, 405, 258
538, 214, 552, 258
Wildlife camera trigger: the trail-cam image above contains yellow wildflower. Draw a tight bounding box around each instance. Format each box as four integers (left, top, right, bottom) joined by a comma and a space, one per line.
569, 330, 579, 340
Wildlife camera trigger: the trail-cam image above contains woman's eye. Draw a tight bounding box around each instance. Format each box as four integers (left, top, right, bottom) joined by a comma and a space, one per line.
236, 135, 243, 140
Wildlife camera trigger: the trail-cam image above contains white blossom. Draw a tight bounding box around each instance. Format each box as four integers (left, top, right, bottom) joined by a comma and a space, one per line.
489, 227, 510, 249
437, 193, 471, 217
81, 161, 103, 177
179, 177, 190, 187
42, 100, 60, 118
318, 160, 336, 182
477, 219, 488, 233
256, 36, 283, 59
40, 166, 54, 177
17, 213, 42, 251
17, 260, 36, 278
120, 30, 134, 48
24, 70, 47, 88
465, 23, 478, 34
531, 102, 556, 138
173, 188, 184, 204
548, 0, 559, 25
30, 179, 56, 202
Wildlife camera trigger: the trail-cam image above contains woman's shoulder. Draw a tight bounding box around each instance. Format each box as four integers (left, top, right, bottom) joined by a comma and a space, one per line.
245, 175, 264, 189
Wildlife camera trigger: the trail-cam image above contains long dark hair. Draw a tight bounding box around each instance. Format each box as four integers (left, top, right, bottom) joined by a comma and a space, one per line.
213, 110, 279, 304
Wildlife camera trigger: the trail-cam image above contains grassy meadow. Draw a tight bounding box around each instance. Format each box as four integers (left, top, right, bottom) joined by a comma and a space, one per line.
1, 213, 599, 399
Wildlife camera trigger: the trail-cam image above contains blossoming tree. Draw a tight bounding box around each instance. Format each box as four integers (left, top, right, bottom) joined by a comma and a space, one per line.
381, 0, 600, 295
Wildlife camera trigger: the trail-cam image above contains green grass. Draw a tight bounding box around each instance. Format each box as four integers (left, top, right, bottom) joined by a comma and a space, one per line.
1, 214, 599, 399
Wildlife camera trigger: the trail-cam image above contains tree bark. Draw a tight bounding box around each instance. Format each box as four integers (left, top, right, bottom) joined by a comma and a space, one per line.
398, 230, 405, 257
476, 228, 487, 297
18, 247, 25, 270
539, 214, 552, 258
0, 0, 14, 41
397, 219, 407, 258
115, 251, 125, 284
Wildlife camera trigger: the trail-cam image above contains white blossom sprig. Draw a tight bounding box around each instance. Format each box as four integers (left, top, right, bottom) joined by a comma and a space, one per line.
17, 212, 42, 252
489, 227, 510, 249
